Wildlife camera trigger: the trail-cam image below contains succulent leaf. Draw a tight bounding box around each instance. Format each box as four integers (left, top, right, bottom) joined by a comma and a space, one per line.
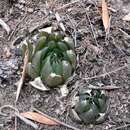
27, 63, 38, 78
75, 100, 90, 114
47, 41, 57, 49
57, 41, 68, 51
35, 36, 46, 52
24, 32, 76, 87
71, 89, 109, 125
48, 33, 56, 41
66, 50, 76, 68
40, 56, 52, 81
62, 61, 72, 81
46, 73, 63, 87
52, 60, 63, 75
98, 98, 107, 113
31, 50, 42, 75
27, 42, 33, 61
40, 31, 49, 37
64, 37, 75, 50
79, 103, 99, 124
55, 34, 63, 41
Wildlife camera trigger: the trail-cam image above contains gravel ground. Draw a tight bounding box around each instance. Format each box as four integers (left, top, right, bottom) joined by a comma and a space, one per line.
0, 0, 130, 130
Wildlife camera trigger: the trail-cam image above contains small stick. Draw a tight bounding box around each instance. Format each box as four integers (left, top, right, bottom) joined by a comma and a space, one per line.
8, 9, 27, 41
55, 12, 66, 32
0, 105, 38, 129
87, 85, 121, 90
114, 124, 130, 130
16, 113, 38, 129
15, 50, 29, 102
32, 108, 80, 130
56, 0, 80, 11
85, 11, 98, 47
83, 64, 127, 81
0, 18, 10, 34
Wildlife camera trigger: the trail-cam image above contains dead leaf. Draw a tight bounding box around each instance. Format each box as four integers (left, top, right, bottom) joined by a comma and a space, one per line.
39, 26, 52, 33
60, 84, 69, 97
29, 77, 50, 91
123, 13, 130, 21
102, 0, 109, 31
20, 112, 58, 125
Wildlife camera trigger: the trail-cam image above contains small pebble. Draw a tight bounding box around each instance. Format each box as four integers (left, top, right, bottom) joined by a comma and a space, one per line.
0, 69, 3, 75
18, 0, 25, 4
27, 8, 34, 13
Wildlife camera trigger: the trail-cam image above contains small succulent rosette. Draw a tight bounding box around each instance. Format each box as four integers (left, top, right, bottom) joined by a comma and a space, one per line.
22, 32, 76, 87
70, 89, 109, 125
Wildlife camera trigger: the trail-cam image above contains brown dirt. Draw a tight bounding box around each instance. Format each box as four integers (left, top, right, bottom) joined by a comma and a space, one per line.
0, 0, 130, 130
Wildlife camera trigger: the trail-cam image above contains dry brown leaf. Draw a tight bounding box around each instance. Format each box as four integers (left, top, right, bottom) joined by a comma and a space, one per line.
102, 0, 109, 31
20, 112, 58, 125
123, 13, 130, 21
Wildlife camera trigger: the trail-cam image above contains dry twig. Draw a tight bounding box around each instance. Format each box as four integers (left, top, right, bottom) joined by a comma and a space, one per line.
87, 85, 121, 90
114, 124, 130, 130
15, 50, 29, 102
56, 0, 80, 11
83, 64, 127, 81
0, 105, 38, 129
16, 113, 38, 129
8, 9, 27, 41
0, 18, 10, 34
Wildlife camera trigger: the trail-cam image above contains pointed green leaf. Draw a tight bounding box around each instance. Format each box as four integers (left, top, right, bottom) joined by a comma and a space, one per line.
62, 60, 72, 81
52, 60, 62, 75
35, 36, 47, 52
31, 50, 42, 75
40, 56, 52, 81
46, 73, 63, 87
57, 41, 68, 51
48, 33, 56, 41
27, 42, 33, 62
40, 31, 49, 37
47, 41, 57, 49
55, 33, 63, 41
40, 47, 49, 61
75, 100, 90, 114
27, 63, 38, 78
98, 98, 107, 113
64, 37, 75, 50
79, 103, 99, 124
66, 50, 76, 69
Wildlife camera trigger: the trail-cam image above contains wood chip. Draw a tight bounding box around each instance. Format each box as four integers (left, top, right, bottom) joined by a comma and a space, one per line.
123, 13, 130, 21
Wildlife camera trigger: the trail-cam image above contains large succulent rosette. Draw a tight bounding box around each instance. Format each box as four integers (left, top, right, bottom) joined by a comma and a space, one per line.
22, 32, 76, 87
70, 89, 109, 125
